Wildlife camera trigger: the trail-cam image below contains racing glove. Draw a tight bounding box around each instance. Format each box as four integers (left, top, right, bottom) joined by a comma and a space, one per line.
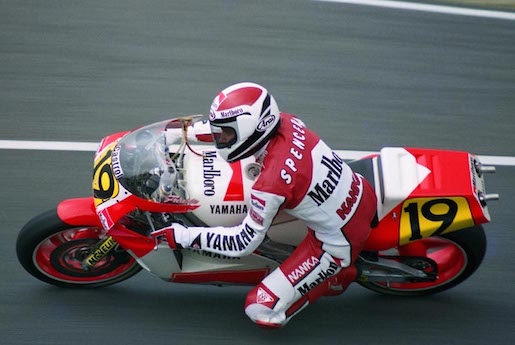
151, 223, 187, 250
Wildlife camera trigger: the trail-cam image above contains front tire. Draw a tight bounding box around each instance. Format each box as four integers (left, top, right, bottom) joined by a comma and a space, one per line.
357, 226, 487, 296
16, 209, 141, 288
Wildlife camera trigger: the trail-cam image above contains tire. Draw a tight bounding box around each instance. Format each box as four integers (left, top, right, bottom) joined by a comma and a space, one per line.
16, 208, 142, 288
357, 226, 487, 296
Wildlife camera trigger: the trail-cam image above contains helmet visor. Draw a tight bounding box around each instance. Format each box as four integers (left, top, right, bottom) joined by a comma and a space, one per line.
211, 125, 237, 149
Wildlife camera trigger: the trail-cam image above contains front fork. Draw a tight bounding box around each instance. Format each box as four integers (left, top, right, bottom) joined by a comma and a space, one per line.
81, 236, 118, 270
81, 229, 170, 271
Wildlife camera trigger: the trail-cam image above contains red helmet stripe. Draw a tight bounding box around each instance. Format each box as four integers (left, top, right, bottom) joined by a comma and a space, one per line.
217, 91, 227, 104
217, 87, 262, 111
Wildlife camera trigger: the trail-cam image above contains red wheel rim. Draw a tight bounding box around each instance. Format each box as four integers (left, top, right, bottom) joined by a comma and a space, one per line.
34, 227, 137, 284
375, 237, 467, 291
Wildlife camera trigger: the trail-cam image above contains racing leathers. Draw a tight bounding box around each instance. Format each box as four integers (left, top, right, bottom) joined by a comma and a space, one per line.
170, 112, 377, 327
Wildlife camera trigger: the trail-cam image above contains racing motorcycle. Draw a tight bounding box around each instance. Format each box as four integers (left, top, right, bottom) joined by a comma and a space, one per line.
16, 115, 499, 296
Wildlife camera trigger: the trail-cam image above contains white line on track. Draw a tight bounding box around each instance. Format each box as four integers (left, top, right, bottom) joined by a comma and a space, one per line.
315, 0, 515, 20
1, 139, 514, 166
0, 140, 99, 152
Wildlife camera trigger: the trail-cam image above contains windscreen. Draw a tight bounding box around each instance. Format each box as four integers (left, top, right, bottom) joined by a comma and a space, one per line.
114, 120, 180, 201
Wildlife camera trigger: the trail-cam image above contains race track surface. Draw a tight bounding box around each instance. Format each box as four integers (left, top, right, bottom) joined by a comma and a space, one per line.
1, 1, 514, 344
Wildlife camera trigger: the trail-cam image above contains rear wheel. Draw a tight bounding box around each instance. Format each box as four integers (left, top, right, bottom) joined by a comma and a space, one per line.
16, 209, 141, 288
357, 226, 486, 296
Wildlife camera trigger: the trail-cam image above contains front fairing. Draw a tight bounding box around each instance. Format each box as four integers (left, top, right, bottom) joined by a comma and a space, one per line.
92, 118, 199, 231
114, 120, 178, 201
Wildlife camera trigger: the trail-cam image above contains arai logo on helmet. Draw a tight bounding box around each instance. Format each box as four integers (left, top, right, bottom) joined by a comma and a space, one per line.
257, 114, 276, 132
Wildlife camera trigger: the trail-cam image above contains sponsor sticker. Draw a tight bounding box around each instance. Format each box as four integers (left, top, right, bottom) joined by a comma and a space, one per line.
210, 204, 248, 215
249, 207, 264, 225
257, 287, 275, 304
297, 262, 339, 296
111, 145, 123, 179
203, 151, 220, 197
98, 209, 114, 230
220, 108, 244, 118
257, 114, 276, 132
287, 256, 320, 285
250, 194, 266, 211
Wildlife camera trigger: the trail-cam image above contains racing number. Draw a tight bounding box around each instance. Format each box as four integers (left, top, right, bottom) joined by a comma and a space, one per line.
399, 197, 474, 245
404, 199, 457, 240
93, 145, 119, 206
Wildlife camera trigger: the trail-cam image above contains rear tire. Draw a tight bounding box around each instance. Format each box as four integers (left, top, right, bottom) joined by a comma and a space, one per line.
16, 209, 141, 288
357, 226, 486, 296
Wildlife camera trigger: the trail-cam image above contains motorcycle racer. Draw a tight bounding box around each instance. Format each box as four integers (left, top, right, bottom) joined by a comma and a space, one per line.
164, 82, 377, 328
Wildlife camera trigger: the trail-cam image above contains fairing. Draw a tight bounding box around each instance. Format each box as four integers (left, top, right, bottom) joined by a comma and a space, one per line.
92, 119, 200, 231
76, 117, 494, 285
364, 148, 491, 250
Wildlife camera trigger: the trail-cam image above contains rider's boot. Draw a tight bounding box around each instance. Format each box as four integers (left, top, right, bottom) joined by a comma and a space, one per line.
244, 252, 344, 329
324, 265, 358, 297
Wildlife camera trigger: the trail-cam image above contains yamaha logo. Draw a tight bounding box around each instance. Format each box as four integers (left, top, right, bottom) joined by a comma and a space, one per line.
257, 114, 276, 132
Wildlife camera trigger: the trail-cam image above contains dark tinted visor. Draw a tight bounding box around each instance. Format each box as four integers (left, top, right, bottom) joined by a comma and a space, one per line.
211, 126, 237, 149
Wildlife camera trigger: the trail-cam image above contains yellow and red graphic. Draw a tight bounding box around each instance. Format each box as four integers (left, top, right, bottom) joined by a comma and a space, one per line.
93, 142, 120, 207
399, 197, 475, 245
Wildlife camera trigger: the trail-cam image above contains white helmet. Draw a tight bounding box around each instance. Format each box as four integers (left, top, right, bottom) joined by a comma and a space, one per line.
209, 82, 281, 163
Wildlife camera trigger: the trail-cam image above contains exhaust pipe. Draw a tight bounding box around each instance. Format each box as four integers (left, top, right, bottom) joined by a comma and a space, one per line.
474, 158, 496, 176
479, 166, 496, 174
479, 192, 500, 207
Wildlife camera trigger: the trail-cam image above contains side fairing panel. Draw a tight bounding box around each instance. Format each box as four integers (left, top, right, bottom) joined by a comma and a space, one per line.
57, 197, 102, 227
183, 146, 309, 246
184, 146, 257, 227
136, 243, 279, 283
364, 148, 488, 250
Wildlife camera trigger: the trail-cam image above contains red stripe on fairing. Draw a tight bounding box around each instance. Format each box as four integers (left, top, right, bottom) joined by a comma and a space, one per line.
224, 161, 245, 201
170, 268, 270, 285
217, 87, 262, 111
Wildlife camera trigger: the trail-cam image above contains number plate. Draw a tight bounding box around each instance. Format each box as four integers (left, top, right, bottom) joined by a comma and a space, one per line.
93, 142, 119, 207
399, 197, 475, 245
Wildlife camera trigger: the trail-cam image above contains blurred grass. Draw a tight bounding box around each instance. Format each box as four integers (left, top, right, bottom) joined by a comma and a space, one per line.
431, 0, 515, 10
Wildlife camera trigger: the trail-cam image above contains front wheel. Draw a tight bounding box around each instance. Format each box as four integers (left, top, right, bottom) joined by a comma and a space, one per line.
16, 209, 141, 288
357, 226, 487, 296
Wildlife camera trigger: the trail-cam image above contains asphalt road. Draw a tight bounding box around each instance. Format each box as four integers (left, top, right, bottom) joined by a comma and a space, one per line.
1, 1, 514, 344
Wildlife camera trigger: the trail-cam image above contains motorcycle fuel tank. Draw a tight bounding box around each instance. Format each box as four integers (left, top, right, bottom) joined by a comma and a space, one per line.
183, 146, 257, 227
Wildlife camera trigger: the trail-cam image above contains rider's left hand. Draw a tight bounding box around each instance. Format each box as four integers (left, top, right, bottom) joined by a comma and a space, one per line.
152, 223, 187, 250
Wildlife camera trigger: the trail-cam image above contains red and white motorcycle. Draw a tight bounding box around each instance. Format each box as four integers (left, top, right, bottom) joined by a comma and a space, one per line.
16, 116, 498, 296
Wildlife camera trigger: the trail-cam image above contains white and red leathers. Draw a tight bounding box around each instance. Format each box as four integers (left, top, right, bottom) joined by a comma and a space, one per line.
173, 112, 377, 327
